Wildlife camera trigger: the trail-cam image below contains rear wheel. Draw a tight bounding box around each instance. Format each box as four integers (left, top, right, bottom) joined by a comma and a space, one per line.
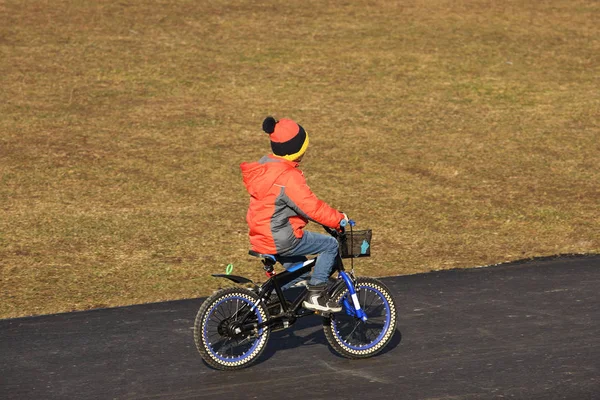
323, 277, 397, 358
194, 287, 270, 370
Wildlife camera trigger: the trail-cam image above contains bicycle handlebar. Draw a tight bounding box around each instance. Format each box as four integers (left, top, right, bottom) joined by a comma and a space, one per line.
323, 218, 356, 238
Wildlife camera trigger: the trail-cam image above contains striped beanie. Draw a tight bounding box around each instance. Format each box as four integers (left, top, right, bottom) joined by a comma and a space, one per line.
262, 116, 309, 161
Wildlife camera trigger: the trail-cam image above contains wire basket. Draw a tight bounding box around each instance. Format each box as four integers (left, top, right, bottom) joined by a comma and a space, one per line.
338, 229, 372, 258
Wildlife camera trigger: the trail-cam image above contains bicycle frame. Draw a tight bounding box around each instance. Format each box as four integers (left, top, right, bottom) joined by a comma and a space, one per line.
337, 270, 368, 321
231, 250, 367, 335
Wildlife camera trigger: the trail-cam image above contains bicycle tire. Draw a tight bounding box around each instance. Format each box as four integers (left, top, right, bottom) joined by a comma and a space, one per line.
194, 287, 270, 370
323, 277, 397, 358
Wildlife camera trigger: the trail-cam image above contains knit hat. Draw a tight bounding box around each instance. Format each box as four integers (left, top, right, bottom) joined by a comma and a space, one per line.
262, 116, 309, 161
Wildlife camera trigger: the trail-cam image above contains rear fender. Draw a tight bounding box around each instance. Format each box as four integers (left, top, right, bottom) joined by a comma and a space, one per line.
211, 274, 254, 285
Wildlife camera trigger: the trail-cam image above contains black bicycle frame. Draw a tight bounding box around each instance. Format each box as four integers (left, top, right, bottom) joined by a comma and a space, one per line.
235, 251, 350, 333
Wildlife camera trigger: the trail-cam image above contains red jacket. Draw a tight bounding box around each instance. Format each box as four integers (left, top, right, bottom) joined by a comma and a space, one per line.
240, 155, 345, 254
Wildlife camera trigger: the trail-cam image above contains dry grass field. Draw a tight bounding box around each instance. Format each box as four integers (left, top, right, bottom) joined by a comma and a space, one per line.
1, 0, 598, 318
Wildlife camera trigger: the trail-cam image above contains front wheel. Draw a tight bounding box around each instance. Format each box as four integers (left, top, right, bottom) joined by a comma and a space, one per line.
323, 277, 397, 358
194, 287, 270, 370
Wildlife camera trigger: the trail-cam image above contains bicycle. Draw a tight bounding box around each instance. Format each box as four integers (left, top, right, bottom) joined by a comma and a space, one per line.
193, 220, 398, 370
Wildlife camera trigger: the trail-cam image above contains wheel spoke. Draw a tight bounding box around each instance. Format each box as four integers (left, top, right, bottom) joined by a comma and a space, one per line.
213, 337, 229, 353
364, 315, 386, 323
364, 303, 385, 317
347, 320, 361, 339
363, 291, 378, 310
215, 305, 227, 320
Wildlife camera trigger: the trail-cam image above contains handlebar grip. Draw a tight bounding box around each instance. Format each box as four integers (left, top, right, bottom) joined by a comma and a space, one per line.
340, 219, 356, 227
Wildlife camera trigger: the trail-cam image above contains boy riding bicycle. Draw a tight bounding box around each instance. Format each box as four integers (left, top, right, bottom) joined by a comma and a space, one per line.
240, 116, 347, 313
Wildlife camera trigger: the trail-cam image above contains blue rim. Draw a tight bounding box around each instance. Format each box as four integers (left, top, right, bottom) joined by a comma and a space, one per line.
203, 295, 263, 363
333, 286, 391, 351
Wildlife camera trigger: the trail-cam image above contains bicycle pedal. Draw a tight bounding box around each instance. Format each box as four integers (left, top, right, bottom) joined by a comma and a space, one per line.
314, 310, 332, 317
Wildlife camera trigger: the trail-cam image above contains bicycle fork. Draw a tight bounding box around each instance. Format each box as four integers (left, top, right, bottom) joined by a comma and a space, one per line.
339, 271, 368, 322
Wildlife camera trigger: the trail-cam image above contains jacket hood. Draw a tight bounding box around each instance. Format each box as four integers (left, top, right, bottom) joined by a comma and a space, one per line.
240, 156, 298, 199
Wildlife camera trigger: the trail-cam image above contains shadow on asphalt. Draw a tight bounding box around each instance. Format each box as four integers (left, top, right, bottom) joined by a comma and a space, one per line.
255, 314, 403, 366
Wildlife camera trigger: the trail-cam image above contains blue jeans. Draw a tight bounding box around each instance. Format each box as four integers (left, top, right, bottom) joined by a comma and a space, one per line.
279, 231, 339, 287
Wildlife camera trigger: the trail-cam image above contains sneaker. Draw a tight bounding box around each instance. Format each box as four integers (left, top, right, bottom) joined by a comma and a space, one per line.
302, 284, 342, 313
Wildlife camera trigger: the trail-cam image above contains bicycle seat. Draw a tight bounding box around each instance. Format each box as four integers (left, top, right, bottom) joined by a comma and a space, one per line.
248, 250, 277, 263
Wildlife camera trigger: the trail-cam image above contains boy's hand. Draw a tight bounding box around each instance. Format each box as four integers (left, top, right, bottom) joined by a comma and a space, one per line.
341, 213, 349, 225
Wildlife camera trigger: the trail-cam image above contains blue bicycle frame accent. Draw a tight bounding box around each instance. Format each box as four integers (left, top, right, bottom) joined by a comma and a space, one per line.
339, 271, 367, 321
286, 260, 309, 273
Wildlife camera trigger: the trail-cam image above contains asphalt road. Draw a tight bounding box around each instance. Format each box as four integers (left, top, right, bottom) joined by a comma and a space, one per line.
1, 255, 599, 400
